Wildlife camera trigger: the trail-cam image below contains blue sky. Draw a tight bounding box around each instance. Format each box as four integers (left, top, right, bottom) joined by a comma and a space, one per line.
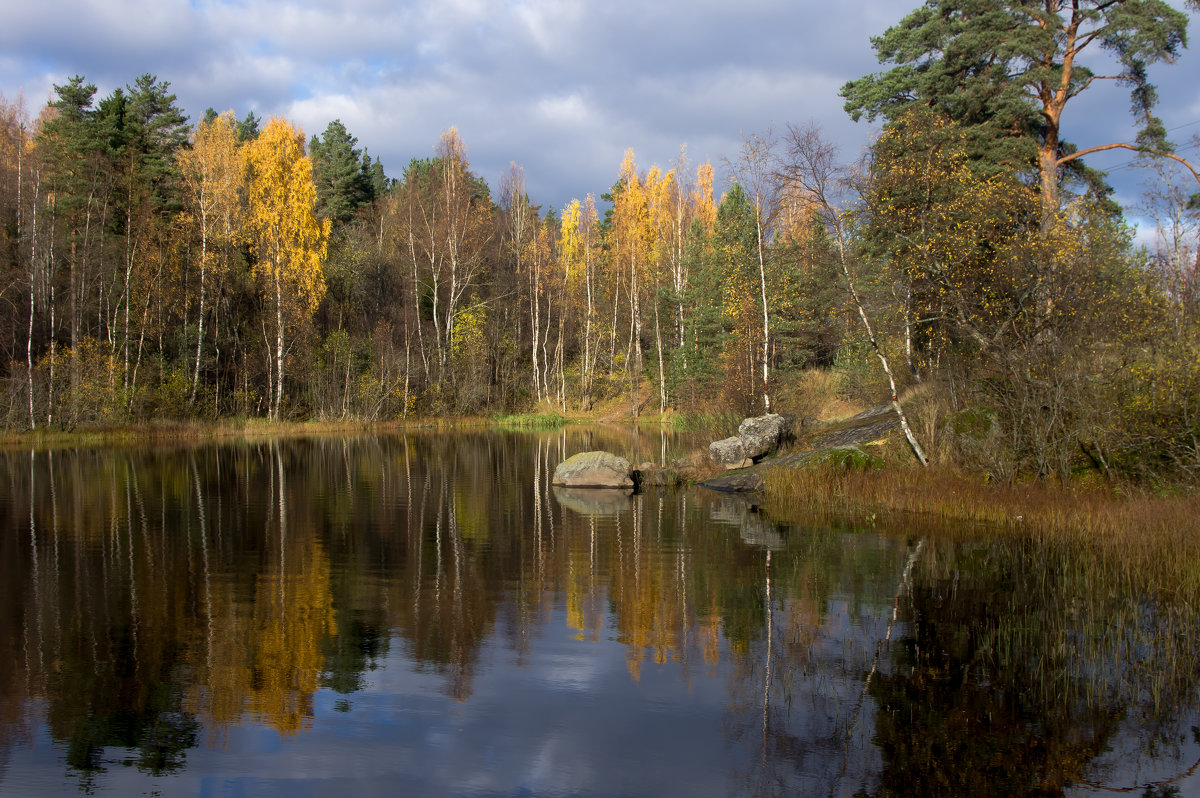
3, 0, 1199, 226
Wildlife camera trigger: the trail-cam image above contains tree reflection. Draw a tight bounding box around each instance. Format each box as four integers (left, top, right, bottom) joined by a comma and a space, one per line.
2, 431, 1199, 795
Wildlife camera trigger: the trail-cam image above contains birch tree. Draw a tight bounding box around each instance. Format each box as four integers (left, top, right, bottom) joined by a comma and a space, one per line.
728, 132, 778, 414
178, 111, 242, 407
782, 122, 930, 466
243, 117, 329, 419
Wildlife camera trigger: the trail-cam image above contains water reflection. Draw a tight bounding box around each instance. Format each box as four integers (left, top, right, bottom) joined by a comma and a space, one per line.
0, 432, 1197, 796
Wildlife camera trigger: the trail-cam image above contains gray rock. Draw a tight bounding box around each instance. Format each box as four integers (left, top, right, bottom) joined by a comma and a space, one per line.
709, 436, 752, 469
700, 472, 765, 493
737, 413, 795, 460
552, 451, 635, 489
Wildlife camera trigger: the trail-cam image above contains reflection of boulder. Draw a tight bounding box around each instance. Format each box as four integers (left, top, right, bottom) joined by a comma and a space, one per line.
552, 451, 635, 488
553, 486, 633, 517
708, 496, 784, 550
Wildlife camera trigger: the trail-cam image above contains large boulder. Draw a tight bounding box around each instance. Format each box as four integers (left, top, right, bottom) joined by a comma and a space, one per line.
552, 451, 635, 489
708, 413, 796, 470
709, 436, 752, 470
737, 413, 795, 460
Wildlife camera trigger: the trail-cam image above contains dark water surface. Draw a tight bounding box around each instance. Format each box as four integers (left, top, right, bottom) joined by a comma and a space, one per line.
1, 429, 1198, 797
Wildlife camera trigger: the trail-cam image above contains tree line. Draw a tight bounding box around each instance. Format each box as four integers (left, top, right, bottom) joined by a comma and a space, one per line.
0, 0, 1197, 482
0, 75, 843, 426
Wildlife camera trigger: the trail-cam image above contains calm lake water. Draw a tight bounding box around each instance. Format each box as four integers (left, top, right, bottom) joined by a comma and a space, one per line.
1, 428, 1198, 797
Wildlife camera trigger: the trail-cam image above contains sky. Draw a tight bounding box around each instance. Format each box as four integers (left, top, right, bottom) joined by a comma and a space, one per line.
3, 0, 1200, 226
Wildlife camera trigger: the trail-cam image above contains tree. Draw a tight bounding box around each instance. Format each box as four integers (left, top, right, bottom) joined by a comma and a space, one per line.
243, 117, 330, 419
1138, 139, 1200, 320
37, 76, 102, 355
781, 122, 930, 466
116, 75, 190, 406
178, 111, 243, 407
560, 195, 601, 409
728, 132, 779, 413
310, 119, 375, 226
609, 150, 653, 418
711, 183, 763, 412
236, 111, 260, 142
841, 0, 1200, 224
862, 110, 1042, 369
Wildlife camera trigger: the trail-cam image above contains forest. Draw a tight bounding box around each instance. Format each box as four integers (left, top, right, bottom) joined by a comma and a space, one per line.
0, 0, 1198, 485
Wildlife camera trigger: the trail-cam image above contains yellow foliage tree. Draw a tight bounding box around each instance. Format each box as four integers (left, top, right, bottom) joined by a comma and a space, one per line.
610, 149, 654, 417
178, 111, 244, 407
243, 117, 330, 419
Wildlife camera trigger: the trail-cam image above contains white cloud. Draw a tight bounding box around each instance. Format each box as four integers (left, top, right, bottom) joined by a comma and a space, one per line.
536, 92, 591, 127
3, 0, 1198, 213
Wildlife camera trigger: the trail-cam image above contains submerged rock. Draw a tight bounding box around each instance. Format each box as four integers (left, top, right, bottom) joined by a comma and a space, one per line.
700, 472, 765, 493
552, 451, 635, 489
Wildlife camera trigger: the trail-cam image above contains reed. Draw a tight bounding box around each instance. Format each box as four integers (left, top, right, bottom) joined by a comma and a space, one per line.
492, 412, 569, 429
763, 463, 1200, 595
0, 415, 504, 450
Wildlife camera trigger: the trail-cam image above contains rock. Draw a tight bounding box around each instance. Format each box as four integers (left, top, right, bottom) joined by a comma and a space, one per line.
709, 436, 751, 470
737, 413, 795, 460
700, 472, 765, 493
552, 451, 635, 489
553, 486, 632, 516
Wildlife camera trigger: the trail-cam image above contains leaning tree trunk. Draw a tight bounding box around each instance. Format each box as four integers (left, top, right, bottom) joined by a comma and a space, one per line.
835, 233, 928, 466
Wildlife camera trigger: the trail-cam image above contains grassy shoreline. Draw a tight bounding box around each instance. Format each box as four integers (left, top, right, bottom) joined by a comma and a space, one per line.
761, 460, 1200, 595
0, 416, 501, 450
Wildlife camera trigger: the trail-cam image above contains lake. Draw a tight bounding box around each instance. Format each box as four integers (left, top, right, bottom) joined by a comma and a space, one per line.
1, 429, 1198, 796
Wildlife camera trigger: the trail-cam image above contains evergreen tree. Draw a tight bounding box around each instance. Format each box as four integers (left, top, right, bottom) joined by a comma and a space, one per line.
841, 0, 1199, 219
124, 74, 189, 214
236, 111, 260, 142
310, 119, 373, 226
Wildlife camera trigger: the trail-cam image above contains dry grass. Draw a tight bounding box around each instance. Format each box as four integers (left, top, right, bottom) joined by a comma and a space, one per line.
0, 415, 501, 451
763, 463, 1200, 595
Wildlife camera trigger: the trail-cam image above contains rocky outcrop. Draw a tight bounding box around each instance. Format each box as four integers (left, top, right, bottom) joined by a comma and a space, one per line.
702, 471, 764, 493
708, 437, 753, 469
738, 413, 795, 459
709, 413, 795, 470
552, 451, 636, 489
701, 404, 901, 493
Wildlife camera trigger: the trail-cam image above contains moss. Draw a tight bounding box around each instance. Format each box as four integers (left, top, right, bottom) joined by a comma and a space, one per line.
818, 445, 887, 472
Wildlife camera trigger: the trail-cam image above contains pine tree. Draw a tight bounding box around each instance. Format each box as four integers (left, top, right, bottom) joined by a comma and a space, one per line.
841, 0, 1200, 221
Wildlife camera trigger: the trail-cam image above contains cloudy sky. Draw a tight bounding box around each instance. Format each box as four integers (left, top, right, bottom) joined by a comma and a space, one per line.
3, 0, 1199, 221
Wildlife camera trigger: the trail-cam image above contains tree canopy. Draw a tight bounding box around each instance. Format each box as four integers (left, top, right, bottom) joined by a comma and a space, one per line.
841, 0, 1200, 217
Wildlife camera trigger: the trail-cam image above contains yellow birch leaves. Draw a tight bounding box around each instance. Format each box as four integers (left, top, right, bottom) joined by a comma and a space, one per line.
244, 117, 330, 316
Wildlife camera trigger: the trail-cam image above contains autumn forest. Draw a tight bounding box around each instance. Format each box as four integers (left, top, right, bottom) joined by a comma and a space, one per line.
1, 2, 1199, 485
